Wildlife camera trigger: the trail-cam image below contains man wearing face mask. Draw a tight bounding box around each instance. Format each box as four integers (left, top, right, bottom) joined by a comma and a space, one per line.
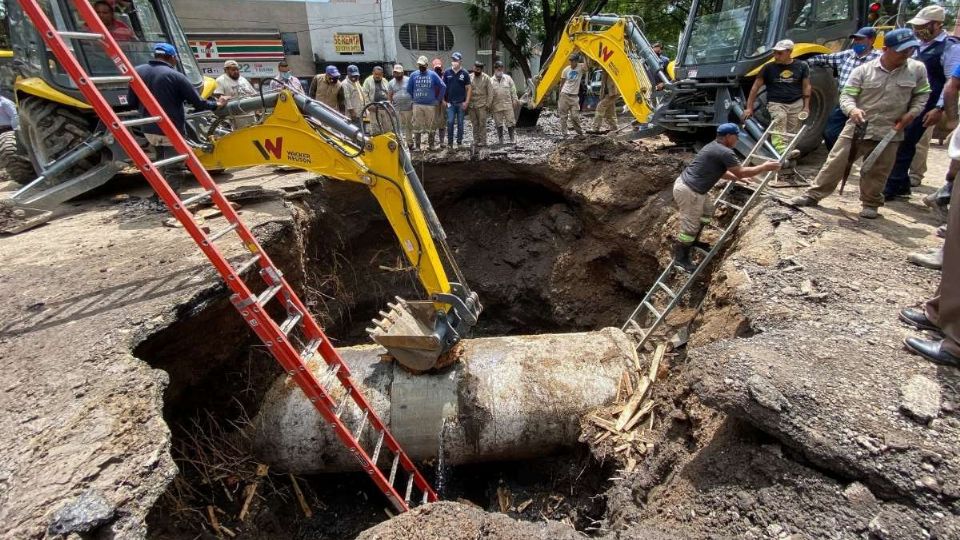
467, 60, 494, 149
442, 52, 472, 148
268, 61, 305, 94
490, 60, 519, 144
883, 5, 960, 200
790, 29, 930, 219
309, 65, 346, 115
807, 27, 880, 150
407, 55, 446, 151
388, 65, 413, 146
343, 64, 366, 126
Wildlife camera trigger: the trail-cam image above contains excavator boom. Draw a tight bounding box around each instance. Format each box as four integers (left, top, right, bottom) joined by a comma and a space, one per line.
532, 15, 665, 126
197, 90, 481, 371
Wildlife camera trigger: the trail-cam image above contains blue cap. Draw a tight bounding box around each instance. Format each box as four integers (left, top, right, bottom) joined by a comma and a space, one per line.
451, 52, 463, 61
850, 27, 877, 40
717, 123, 740, 135
884, 28, 921, 52
153, 43, 177, 57
347, 64, 360, 76
325, 65, 340, 77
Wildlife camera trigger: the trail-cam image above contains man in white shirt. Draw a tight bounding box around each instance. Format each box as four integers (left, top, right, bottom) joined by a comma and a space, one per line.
214, 60, 258, 128
558, 54, 586, 137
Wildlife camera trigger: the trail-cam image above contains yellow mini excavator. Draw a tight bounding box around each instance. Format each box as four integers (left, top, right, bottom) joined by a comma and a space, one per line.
192, 90, 482, 372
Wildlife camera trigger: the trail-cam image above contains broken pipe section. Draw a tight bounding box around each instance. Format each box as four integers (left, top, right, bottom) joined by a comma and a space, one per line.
250, 328, 636, 473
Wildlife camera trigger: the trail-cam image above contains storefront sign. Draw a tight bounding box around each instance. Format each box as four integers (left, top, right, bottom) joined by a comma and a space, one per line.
334, 33, 364, 54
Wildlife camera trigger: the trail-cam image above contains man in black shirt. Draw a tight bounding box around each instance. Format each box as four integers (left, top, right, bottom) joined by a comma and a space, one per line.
744, 39, 811, 158
671, 123, 780, 271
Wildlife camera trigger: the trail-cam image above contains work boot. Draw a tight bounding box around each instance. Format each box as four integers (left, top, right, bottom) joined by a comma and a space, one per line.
859, 206, 879, 219
508, 127, 516, 144
786, 149, 801, 161
497, 126, 504, 144
413, 133, 422, 151
439, 129, 447, 148
788, 194, 819, 207
907, 247, 943, 270
923, 192, 950, 223
672, 242, 697, 272
428, 133, 437, 151
937, 224, 947, 238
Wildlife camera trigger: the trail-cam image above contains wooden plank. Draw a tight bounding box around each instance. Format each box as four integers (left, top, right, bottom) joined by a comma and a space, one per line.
622, 401, 655, 432
649, 343, 666, 383
588, 414, 618, 433
289, 473, 313, 518
615, 376, 650, 431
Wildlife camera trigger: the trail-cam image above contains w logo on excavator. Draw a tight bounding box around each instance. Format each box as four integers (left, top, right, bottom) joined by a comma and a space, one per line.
253, 137, 284, 160
598, 44, 614, 63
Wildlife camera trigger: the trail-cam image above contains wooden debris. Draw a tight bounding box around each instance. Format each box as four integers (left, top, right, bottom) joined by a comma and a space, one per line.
219, 525, 237, 538
517, 499, 533, 513
289, 473, 313, 518
207, 505, 222, 537
615, 376, 651, 431
648, 343, 665, 383
622, 401, 654, 432
496, 486, 512, 513
589, 414, 618, 433
626, 457, 637, 473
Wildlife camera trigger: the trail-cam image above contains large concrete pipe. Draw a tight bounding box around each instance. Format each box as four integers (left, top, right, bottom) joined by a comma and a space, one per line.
250, 328, 637, 473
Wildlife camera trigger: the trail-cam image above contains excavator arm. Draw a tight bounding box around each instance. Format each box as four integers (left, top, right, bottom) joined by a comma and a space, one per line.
532, 15, 666, 126
196, 90, 481, 371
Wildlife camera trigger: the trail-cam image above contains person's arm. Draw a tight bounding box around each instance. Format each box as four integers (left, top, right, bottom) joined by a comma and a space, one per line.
839, 65, 864, 123
904, 63, 931, 129
743, 75, 765, 120
727, 161, 780, 179
181, 74, 220, 112
337, 86, 346, 114
801, 65, 812, 112
463, 76, 472, 110
944, 74, 960, 122
308, 75, 318, 99
486, 78, 495, 108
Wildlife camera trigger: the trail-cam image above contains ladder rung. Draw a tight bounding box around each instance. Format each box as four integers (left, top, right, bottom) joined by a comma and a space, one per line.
371, 431, 385, 465
88, 75, 133, 85
279, 309, 303, 335
656, 281, 677, 298
422, 489, 428, 505
335, 392, 350, 418
121, 115, 161, 127
152, 154, 188, 169
404, 475, 414, 504
300, 337, 321, 360
625, 318, 647, 338
207, 222, 239, 242
233, 253, 261, 274
693, 246, 710, 256
353, 409, 369, 439
58, 31, 103, 40
388, 455, 399, 486
717, 199, 743, 211
181, 189, 213, 207
643, 301, 661, 319
257, 283, 283, 306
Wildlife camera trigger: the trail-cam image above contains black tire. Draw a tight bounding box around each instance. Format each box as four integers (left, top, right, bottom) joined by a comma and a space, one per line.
0, 130, 36, 185
18, 96, 100, 182
796, 65, 837, 155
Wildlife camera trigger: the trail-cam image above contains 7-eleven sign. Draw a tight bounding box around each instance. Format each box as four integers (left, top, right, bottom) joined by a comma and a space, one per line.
190, 41, 219, 59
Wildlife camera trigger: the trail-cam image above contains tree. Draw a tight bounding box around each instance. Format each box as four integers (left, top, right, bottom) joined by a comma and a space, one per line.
466, 0, 539, 79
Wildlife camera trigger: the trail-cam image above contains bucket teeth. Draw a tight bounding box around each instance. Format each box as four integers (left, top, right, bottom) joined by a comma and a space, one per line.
366, 297, 444, 371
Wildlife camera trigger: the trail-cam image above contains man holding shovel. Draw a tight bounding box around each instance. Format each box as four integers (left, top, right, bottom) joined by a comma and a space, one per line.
790, 29, 930, 219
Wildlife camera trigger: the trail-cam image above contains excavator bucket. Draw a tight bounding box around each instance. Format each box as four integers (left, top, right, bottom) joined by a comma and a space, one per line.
367, 297, 452, 372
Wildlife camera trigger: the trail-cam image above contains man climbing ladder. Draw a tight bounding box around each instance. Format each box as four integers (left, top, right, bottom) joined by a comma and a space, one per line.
15, 0, 436, 512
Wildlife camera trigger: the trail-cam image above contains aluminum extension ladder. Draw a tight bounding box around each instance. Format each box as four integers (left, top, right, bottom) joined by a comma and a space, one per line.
16, 0, 436, 512
622, 123, 806, 350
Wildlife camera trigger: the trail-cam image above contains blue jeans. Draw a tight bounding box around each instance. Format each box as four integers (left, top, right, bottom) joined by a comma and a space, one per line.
823, 106, 847, 151
446, 102, 465, 144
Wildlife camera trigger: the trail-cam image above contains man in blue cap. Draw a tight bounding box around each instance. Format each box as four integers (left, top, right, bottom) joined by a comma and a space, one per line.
807, 27, 881, 150
791, 29, 930, 219
343, 64, 365, 125
443, 52, 472, 147
309, 65, 346, 115
671, 123, 781, 271
127, 43, 226, 193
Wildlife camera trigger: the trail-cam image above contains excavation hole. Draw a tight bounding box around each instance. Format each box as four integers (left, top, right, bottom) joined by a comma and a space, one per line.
140, 154, 688, 538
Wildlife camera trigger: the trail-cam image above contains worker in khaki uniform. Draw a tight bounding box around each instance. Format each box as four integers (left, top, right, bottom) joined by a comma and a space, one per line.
467, 60, 494, 148
592, 69, 620, 132
310, 65, 346, 115
343, 64, 365, 126
672, 123, 780, 271
558, 54, 586, 137
388, 64, 413, 146
790, 29, 930, 219
490, 60, 519, 144
362, 66, 391, 135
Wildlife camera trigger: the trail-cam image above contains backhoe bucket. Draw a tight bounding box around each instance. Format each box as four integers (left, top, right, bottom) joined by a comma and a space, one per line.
367, 297, 451, 372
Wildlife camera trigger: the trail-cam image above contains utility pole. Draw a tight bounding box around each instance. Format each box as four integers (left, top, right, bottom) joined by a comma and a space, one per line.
489, 0, 498, 73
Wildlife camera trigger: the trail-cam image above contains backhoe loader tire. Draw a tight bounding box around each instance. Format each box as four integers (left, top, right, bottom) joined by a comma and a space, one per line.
795, 66, 837, 156
18, 97, 101, 185
0, 131, 36, 185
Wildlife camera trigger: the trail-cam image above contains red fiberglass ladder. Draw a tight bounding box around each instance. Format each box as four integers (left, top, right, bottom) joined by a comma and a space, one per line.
16, 0, 436, 512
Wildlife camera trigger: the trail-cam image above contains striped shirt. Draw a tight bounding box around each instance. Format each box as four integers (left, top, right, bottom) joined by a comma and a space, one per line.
807, 49, 881, 88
